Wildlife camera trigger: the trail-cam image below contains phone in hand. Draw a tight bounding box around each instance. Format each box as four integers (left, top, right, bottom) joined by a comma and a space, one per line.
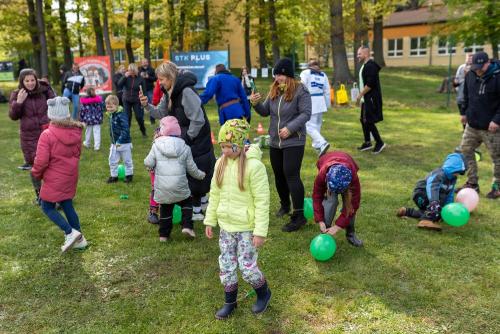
250, 81, 257, 93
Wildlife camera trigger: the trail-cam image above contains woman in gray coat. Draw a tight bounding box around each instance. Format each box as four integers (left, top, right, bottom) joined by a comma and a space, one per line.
250, 58, 312, 232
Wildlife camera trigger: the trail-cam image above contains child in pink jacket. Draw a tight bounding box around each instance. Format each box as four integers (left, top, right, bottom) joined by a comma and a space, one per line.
31, 97, 87, 252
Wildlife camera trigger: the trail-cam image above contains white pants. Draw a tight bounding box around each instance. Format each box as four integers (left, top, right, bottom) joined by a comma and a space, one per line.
84, 125, 101, 150
109, 143, 134, 177
306, 113, 327, 149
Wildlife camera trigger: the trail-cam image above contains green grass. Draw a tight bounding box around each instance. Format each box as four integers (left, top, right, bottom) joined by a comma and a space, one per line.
0, 67, 499, 333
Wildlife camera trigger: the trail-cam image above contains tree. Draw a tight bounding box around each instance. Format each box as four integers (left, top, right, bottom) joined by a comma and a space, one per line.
125, 4, 135, 63
44, 0, 59, 83
101, 0, 114, 77
257, 0, 268, 67
144, 0, 151, 60
26, 0, 41, 74
76, 0, 84, 57
58, 0, 72, 69
268, 0, 280, 64
35, 0, 49, 77
244, 0, 251, 69
353, 0, 368, 78
330, 0, 353, 83
203, 0, 210, 50
89, 0, 105, 56
177, 0, 186, 51
372, 0, 386, 67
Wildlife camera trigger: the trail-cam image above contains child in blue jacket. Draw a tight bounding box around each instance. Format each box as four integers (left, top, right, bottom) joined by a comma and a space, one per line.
397, 153, 466, 230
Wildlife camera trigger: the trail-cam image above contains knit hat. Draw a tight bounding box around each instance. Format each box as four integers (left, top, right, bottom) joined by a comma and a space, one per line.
47, 96, 70, 120
326, 164, 352, 193
218, 118, 250, 146
273, 58, 294, 78
159, 116, 181, 137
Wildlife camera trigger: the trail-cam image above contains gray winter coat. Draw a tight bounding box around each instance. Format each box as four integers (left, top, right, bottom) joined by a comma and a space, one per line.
144, 136, 205, 204
253, 84, 311, 148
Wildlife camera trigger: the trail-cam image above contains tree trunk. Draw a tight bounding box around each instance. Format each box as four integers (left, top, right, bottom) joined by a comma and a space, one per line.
487, 2, 499, 59
330, 0, 353, 83
244, 0, 251, 69
125, 5, 135, 63
144, 0, 151, 60
167, 0, 177, 53
76, 0, 84, 57
26, 0, 41, 74
203, 0, 210, 50
178, 0, 186, 51
44, 0, 59, 83
372, 0, 385, 67
58, 0, 72, 69
258, 0, 267, 68
353, 0, 367, 78
89, 0, 105, 56
101, 0, 115, 80
35, 0, 49, 77
268, 0, 280, 64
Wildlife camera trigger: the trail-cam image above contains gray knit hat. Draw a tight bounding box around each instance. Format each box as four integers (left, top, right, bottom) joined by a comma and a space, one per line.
47, 96, 71, 120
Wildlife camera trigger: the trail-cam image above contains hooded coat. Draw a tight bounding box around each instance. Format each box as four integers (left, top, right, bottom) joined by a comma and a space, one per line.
31, 120, 84, 202
9, 80, 56, 164
360, 59, 383, 123
144, 136, 205, 204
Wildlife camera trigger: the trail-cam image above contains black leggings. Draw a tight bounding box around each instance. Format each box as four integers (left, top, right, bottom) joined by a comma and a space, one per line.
269, 146, 305, 212
159, 197, 193, 237
124, 100, 146, 135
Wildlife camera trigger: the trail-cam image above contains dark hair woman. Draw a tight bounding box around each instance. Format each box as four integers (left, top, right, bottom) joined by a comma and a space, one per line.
250, 58, 312, 232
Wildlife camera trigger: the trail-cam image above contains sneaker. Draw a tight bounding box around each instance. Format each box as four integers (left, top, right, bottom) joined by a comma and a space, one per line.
73, 235, 88, 250
372, 142, 386, 154
124, 175, 133, 183
148, 212, 159, 224
417, 220, 442, 231
455, 182, 480, 194
17, 163, 32, 170
192, 212, 205, 221
107, 176, 118, 183
486, 184, 500, 199
94, 147, 100, 151
61, 229, 82, 253
181, 228, 196, 238
83, 143, 91, 149
275, 206, 290, 218
201, 200, 209, 212
281, 213, 307, 232
318, 142, 330, 157
357, 142, 372, 151
396, 207, 407, 217
159, 237, 169, 242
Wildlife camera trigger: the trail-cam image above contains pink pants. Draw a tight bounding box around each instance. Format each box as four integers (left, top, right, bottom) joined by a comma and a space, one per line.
150, 171, 159, 208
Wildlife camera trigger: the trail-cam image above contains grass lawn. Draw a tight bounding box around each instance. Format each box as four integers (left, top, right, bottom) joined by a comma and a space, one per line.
0, 67, 498, 333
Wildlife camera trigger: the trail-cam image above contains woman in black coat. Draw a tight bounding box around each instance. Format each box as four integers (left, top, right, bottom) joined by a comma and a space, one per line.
118, 63, 147, 136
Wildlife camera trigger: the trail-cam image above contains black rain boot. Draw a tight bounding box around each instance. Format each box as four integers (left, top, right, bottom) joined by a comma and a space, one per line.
345, 220, 363, 247
215, 287, 238, 320
282, 210, 307, 232
252, 281, 271, 314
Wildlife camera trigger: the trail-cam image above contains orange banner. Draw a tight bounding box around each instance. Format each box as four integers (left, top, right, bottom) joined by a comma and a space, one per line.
74, 56, 112, 94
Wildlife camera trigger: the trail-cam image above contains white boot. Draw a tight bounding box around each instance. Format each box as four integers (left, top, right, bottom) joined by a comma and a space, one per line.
61, 229, 82, 253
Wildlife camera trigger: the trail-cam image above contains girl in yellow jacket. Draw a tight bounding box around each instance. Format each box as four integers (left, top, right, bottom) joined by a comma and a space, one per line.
204, 119, 271, 320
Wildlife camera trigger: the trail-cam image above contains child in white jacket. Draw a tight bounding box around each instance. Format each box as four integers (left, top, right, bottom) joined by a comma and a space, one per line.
144, 116, 205, 240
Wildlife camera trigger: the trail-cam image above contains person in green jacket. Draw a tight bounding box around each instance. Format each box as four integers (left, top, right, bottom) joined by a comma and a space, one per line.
204, 119, 271, 320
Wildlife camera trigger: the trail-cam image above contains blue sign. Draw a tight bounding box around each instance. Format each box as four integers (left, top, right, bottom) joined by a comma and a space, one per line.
171, 51, 229, 89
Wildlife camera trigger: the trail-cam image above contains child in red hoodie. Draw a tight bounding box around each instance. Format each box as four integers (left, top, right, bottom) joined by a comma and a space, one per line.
31, 97, 87, 253
312, 151, 363, 247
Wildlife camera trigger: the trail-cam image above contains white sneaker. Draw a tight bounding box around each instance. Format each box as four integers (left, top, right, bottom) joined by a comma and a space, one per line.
61, 229, 82, 253
181, 228, 196, 238
318, 142, 330, 157
192, 212, 205, 221
73, 235, 88, 250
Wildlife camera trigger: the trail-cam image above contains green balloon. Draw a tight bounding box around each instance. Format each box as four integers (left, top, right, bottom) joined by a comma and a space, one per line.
117, 164, 126, 181
310, 234, 336, 261
173, 204, 182, 225
441, 203, 470, 227
304, 197, 314, 220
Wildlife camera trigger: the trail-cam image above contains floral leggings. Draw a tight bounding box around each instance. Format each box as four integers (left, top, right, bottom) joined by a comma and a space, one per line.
219, 229, 265, 291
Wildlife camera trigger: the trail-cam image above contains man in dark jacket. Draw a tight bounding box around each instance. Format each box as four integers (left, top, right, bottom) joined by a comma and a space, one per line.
139, 59, 157, 124
113, 65, 126, 106
200, 64, 251, 125
356, 46, 385, 154
458, 52, 500, 199
62, 63, 85, 120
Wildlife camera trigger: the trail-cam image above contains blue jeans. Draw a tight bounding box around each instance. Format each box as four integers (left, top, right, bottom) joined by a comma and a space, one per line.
41, 199, 80, 235
63, 88, 80, 120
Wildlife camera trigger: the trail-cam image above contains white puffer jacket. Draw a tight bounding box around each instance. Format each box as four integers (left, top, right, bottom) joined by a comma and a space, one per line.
144, 136, 205, 204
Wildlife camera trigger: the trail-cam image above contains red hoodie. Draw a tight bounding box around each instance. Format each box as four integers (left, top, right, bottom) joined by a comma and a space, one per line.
31, 120, 83, 203
312, 151, 361, 228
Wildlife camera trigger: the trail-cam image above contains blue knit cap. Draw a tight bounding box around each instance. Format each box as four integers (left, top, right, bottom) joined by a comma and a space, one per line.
326, 165, 352, 193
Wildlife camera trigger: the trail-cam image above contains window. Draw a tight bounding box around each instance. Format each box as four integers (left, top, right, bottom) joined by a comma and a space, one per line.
114, 49, 125, 63
410, 37, 427, 56
438, 37, 456, 55
464, 43, 484, 53
388, 39, 403, 57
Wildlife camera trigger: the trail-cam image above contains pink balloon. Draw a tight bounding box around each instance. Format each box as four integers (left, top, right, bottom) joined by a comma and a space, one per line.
456, 188, 479, 212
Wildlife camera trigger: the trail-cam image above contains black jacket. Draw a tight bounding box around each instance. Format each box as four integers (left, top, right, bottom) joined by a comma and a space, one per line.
361, 59, 383, 123
139, 66, 157, 92
117, 75, 146, 103
461, 60, 500, 130
63, 70, 85, 95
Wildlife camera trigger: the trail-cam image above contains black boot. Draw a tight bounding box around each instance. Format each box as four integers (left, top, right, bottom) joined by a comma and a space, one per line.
345, 220, 363, 247
282, 211, 306, 232
215, 287, 238, 320
252, 281, 271, 314
275, 205, 290, 217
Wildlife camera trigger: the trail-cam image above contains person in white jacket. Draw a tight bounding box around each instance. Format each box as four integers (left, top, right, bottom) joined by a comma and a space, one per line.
144, 116, 205, 240
300, 60, 331, 156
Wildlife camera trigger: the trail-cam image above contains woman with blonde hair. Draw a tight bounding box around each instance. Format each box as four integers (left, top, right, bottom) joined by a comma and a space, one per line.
117, 63, 147, 136
140, 61, 215, 223
250, 58, 311, 232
